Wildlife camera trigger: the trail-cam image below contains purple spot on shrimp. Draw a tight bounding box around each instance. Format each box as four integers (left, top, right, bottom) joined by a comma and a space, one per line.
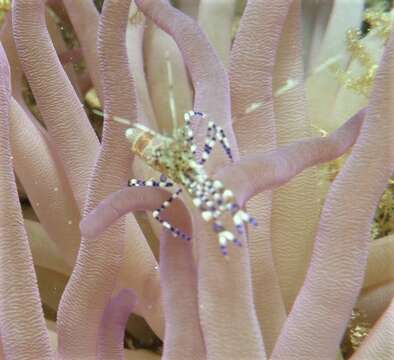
213, 223, 224, 232
181, 233, 192, 241
249, 217, 258, 226
230, 203, 240, 214
233, 238, 243, 247
220, 245, 228, 256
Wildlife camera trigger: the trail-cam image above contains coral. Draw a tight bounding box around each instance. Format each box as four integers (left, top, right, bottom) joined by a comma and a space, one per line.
0, 0, 392, 359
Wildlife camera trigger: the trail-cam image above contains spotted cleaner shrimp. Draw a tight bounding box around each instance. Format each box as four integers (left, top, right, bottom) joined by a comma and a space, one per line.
123, 111, 257, 256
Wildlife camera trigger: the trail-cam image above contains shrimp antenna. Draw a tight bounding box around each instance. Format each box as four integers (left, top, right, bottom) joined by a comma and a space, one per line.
92, 109, 132, 126
113, 115, 132, 126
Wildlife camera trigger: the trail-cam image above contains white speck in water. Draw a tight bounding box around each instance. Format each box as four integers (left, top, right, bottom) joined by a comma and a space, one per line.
54, 187, 59, 192
154, 265, 159, 271
244, 102, 263, 114
68, 220, 73, 225
274, 78, 299, 97
36, 202, 40, 207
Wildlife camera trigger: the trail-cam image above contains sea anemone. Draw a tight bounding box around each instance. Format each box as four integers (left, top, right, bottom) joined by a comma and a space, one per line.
0, 0, 392, 359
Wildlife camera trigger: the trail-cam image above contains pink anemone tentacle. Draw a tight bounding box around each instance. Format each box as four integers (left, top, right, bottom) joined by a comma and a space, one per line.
135, 0, 237, 166
80, 187, 204, 359
98, 0, 164, 337
143, 20, 192, 132
9, 97, 81, 268
271, 29, 394, 359
358, 281, 394, 324
25, 219, 70, 277
191, 213, 266, 360
177, 0, 199, 18
0, 13, 28, 113
0, 335, 4, 359
97, 289, 138, 360
45, 9, 85, 102
56, 0, 161, 356
305, 1, 335, 72
126, 1, 175, 254
135, 1, 265, 358
62, 0, 103, 101
306, 0, 364, 133
302, 0, 332, 72
271, 0, 321, 315
159, 230, 206, 360
197, 0, 236, 67
217, 108, 366, 206
81, 188, 197, 358
84, 189, 203, 358
80, 187, 191, 241
229, 1, 292, 351
363, 235, 394, 289
230, 0, 292, 145
126, 2, 158, 129
0, 43, 53, 360
0, 12, 45, 129
352, 297, 394, 359
12, 0, 99, 210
